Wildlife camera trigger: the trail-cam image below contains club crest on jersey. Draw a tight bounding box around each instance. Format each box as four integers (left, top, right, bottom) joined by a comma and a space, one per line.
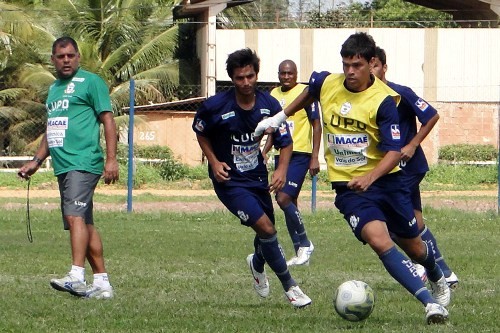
194, 119, 205, 132
278, 99, 286, 108
222, 111, 235, 120
340, 102, 352, 115
391, 124, 401, 140
260, 108, 271, 116
64, 82, 75, 94
415, 98, 429, 111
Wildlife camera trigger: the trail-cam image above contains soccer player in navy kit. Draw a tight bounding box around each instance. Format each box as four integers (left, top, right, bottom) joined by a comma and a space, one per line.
192, 48, 311, 308
372, 46, 459, 288
255, 33, 450, 324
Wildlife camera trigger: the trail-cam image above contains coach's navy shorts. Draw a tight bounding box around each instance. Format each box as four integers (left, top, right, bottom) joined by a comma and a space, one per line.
333, 172, 419, 243
399, 171, 425, 212
213, 183, 275, 226
57, 170, 100, 230
275, 153, 311, 198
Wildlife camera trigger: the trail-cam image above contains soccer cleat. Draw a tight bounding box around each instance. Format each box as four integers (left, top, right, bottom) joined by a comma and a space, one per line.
425, 303, 449, 324
414, 263, 428, 283
86, 284, 114, 299
286, 256, 310, 267
50, 274, 87, 297
246, 254, 270, 298
429, 276, 451, 307
294, 242, 315, 266
445, 272, 459, 290
285, 285, 312, 308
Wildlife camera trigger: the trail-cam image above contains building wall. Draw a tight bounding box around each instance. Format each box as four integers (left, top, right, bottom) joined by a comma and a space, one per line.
134, 28, 500, 167
134, 111, 202, 166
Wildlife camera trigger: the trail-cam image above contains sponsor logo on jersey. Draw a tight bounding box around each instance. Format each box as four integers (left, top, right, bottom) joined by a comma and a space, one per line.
415, 98, 429, 111
72, 77, 85, 82
222, 111, 235, 119
47, 117, 69, 129
260, 108, 271, 115
279, 99, 286, 108
340, 102, 352, 115
194, 119, 205, 132
390, 124, 401, 140
64, 82, 75, 94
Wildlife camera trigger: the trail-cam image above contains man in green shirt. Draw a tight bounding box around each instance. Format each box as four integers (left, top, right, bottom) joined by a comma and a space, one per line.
19, 36, 119, 299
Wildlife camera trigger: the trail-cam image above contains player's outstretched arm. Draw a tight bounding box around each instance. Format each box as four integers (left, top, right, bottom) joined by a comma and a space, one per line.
254, 87, 315, 136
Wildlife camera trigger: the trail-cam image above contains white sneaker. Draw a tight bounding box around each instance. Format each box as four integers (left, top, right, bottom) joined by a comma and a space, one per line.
445, 272, 459, 289
284, 285, 312, 308
294, 242, 314, 266
246, 254, 270, 298
286, 256, 298, 266
286, 256, 310, 267
50, 274, 86, 297
429, 276, 451, 307
86, 284, 114, 299
414, 263, 428, 283
425, 303, 449, 324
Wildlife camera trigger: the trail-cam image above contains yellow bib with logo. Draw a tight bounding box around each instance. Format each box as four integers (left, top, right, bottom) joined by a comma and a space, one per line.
319, 74, 400, 182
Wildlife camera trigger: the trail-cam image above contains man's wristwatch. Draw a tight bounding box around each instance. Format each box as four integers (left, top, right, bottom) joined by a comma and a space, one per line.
32, 156, 44, 166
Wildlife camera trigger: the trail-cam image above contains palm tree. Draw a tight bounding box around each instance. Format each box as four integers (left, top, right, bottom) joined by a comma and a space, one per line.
2, 0, 183, 154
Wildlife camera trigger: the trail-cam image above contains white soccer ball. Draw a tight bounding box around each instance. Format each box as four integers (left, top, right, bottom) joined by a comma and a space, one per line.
333, 280, 375, 321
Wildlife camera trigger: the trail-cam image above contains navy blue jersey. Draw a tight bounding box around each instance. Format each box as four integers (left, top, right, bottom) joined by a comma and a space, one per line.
387, 82, 438, 174
193, 88, 292, 188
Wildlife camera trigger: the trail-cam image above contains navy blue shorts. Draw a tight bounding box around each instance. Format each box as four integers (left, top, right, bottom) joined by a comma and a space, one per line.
400, 171, 425, 212
213, 183, 275, 226
275, 153, 310, 198
333, 172, 419, 243
57, 170, 100, 230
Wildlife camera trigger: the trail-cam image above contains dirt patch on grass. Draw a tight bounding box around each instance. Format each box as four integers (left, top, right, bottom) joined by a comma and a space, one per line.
0, 188, 497, 213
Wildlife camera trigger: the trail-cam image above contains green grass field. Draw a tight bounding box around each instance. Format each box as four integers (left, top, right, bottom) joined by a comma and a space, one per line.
1, 204, 499, 332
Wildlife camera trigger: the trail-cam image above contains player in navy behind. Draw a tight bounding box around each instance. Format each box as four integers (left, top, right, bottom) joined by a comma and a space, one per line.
371, 46, 459, 289
263, 60, 321, 266
255, 33, 450, 324
192, 48, 311, 308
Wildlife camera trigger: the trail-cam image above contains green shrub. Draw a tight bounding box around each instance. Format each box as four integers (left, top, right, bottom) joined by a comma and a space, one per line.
439, 144, 497, 161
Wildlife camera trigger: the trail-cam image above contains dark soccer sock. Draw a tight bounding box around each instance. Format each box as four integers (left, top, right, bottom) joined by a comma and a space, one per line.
284, 215, 300, 253
283, 203, 310, 248
417, 239, 444, 282
379, 246, 435, 305
252, 235, 266, 272
420, 225, 452, 277
259, 234, 296, 291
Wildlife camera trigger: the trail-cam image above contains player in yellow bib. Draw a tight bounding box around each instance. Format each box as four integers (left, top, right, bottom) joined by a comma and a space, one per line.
255, 32, 450, 324
264, 60, 321, 266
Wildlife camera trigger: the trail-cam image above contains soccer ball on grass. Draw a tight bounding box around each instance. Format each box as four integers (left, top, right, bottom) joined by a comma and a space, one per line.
333, 280, 375, 321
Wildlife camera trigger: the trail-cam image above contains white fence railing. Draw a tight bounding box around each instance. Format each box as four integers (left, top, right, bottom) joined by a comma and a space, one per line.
0, 156, 52, 172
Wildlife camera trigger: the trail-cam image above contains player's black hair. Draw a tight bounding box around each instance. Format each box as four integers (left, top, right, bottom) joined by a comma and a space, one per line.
52, 36, 79, 55
375, 46, 387, 66
226, 48, 260, 79
340, 32, 376, 62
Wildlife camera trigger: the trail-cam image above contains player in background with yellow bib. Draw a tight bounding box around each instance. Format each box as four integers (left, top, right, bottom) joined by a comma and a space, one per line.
264, 60, 321, 266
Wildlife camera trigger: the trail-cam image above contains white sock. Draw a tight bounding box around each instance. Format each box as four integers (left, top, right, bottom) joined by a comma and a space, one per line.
69, 265, 85, 282
93, 273, 111, 288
